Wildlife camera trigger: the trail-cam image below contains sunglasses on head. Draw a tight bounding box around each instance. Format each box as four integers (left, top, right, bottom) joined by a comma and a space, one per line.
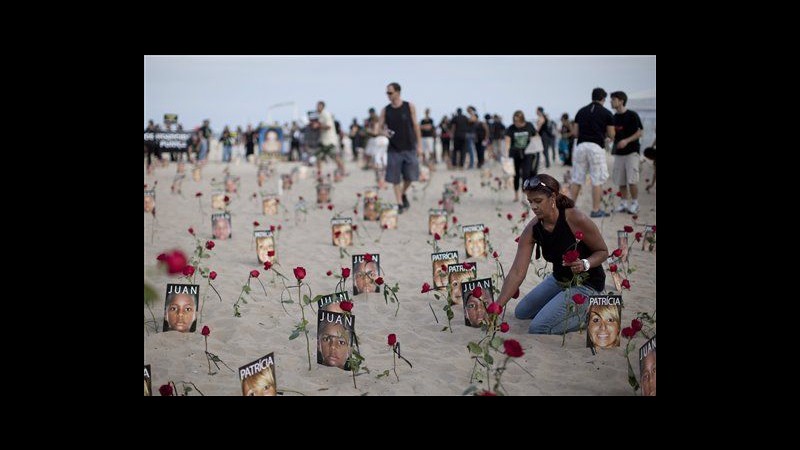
522, 176, 552, 193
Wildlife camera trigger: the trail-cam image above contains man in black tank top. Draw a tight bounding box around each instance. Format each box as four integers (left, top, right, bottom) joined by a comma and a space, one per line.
378, 82, 423, 213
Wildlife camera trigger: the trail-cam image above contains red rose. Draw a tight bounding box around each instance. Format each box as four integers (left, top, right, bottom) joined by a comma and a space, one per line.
223, 195, 230, 203
612, 248, 622, 257
188, 227, 195, 235
340, 301, 353, 312
624, 225, 634, 233
438, 200, 443, 205
209, 271, 217, 280
250, 270, 260, 278
334, 231, 341, 238
158, 383, 174, 396
201, 325, 210, 336
383, 224, 388, 229
387, 333, 397, 346
483, 227, 489, 234
326, 270, 332, 276
267, 250, 275, 257
486, 302, 502, 315
572, 293, 587, 305
563, 250, 580, 263
253, 221, 260, 227
651, 225, 656, 232
609, 264, 618, 273
478, 390, 497, 396
507, 213, 513, 220
357, 192, 362, 198
434, 233, 441, 240
205, 240, 215, 250
157, 253, 167, 261
293, 266, 306, 280
574, 231, 584, 240
631, 319, 643, 331
521, 212, 528, 219
635, 232, 643, 242
515, 236, 520, 243
182, 265, 195, 277
632, 214, 639, 221
354, 209, 358, 214
375, 277, 384, 285
352, 225, 358, 231
512, 288, 520, 299
364, 253, 373, 262
621, 327, 636, 338
492, 251, 499, 258
616, 191, 622, 197
327, 204, 334, 210
441, 264, 447, 272
277, 225, 282, 231
195, 192, 203, 197
452, 216, 458, 224
164, 250, 188, 274
264, 261, 272, 270
270, 225, 276, 232
503, 339, 524, 357
342, 268, 350, 278
471, 286, 483, 299
621, 279, 631, 289
462, 262, 472, 270
500, 322, 510, 333
421, 282, 432, 293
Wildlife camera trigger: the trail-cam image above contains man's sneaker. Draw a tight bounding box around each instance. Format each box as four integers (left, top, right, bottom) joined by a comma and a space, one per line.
614, 204, 629, 213
590, 210, 610, 218
627, 203, 640, 214
402, 194, 410, 209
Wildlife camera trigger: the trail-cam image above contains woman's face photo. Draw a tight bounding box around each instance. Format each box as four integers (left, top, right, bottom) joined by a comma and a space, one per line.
588, 306, 621, 349
432, 261, 454, 289
165, 293, 196, 332
465, 231, 486, 258
213, 218, 231, 240
317, 187, 330, 204
242, 369, 277, 396
144, 195, 155, 213
332, 226, 352, 247
381, 211, 397, 229
263, 199, 278, 215
430, 216, 446, 235
212, 194, 225, 210
449, 272, 471, 305
256, 237, 275, 263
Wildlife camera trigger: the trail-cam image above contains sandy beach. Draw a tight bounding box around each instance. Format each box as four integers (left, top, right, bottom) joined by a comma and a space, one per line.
144, 149, 656, 396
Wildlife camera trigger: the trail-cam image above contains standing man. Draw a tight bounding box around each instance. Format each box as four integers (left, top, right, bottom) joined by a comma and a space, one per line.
420, 108, 435, 166
315, 101, 343, 173
610, 91, 644, 214
570, 88, 615, 217
379, 82, 422, 214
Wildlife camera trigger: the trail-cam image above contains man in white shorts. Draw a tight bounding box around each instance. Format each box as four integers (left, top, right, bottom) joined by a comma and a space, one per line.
570, 88, 615, 218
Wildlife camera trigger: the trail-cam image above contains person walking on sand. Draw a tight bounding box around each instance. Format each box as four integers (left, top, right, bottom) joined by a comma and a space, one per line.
378, 82, 423, 214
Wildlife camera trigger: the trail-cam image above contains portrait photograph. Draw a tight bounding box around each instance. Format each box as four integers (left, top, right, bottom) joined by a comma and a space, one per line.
212, 212, 232, 240
239, 353, 277, 396
331, 222, 353, 247
352, 254, 380, 296
317, 310, 354, 371
429, 210, 447, 236
639, 336, 656, 396
380, 205, 398, 230
462, 278, 493, 328
586, 302, 622, 350
431, 251, 458, 290
463, 226, 487, 258
317, 183, 331, 204
363, 189, 379, 221
262, 196, 279, 216
255, 232, 275, 264
448, 263, 477, 305
144, 190, 155, 213
211, 192, 226, 211
163, 283, 200, 333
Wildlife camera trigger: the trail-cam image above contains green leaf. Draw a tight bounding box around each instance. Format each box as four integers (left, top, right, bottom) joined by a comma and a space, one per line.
144, 283, 159, 306
484, 352, 494, 365
201, 254, 211, 258
490, 336, 504, 349
289, 330, 300, 340
434, 293, 440, 300
376, 370, 390, 379
468, 342, 483, 354
282, 299, 294, 304
441, 326, 449, 332
243, 285, 252, 294
462, 385, 479, 396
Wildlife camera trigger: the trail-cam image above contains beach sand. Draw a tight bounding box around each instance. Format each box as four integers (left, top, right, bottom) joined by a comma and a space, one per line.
144, 151, 656, 396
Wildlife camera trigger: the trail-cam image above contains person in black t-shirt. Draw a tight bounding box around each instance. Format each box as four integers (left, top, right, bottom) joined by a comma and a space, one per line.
610, 91, 644, 214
